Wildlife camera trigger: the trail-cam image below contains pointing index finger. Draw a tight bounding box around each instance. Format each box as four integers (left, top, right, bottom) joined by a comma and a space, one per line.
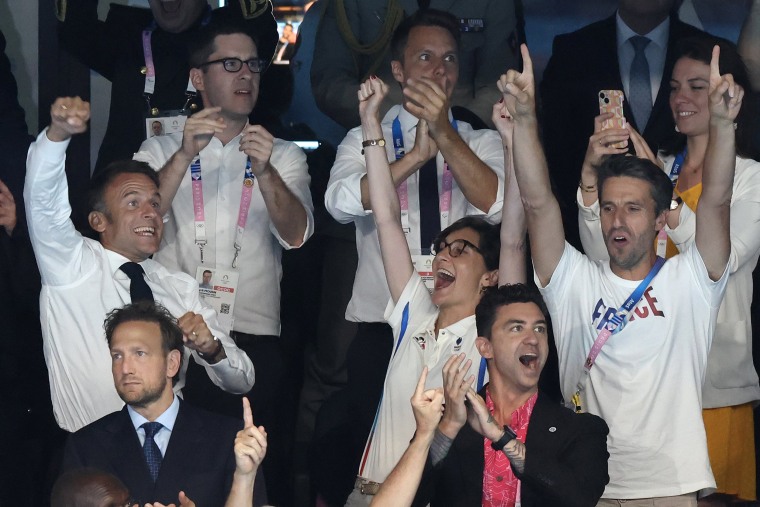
520, 44, 533, 77
242, 397, 254, 428
414, 366, 429, 398
710, 45, 721, 83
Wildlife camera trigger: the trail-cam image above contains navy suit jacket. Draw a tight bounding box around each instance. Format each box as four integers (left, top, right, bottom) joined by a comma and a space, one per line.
539, 14, 706, 248
63, 400, 265, 506
414, 393, 610, 507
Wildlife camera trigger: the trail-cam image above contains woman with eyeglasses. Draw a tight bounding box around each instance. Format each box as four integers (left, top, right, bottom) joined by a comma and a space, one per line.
344, 74, 527, 505
578, 37, 760, 505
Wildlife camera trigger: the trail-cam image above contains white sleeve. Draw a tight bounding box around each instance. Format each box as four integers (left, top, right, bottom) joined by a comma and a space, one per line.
324, 126, 372, 223
24, 130, 92, 286
268, 140, 315, 249
577, 187, 609, 262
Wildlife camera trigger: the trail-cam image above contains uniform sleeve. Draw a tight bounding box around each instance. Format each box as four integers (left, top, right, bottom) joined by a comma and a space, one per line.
324, 126, 372, 222
519, 412, 610, 507
24, 131, 92, 286
462, 128, 506, 221
268, 140, 314, 249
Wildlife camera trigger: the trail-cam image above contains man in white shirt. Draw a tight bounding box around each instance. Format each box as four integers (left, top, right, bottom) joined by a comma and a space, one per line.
133, 17, 313, 503
504, 44, 740, 504
322, 9, 505, 461
24, 96, 254, 433
62, 301, 267, 506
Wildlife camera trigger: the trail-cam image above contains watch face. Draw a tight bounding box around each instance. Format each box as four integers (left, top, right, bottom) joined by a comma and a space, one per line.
670, 198, 681, 210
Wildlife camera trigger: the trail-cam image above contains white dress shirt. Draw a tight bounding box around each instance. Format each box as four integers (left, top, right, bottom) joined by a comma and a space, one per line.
134, 131, 314, 336
25, 130, 255, 432
128, 394, 181, 456
325, 105, 505, 323
616, 12, 670, 105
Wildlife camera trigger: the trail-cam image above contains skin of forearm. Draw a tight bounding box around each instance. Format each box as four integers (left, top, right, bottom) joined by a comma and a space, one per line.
501, 438, 526, 474
360, 155, 425, 210
738, 0, 760, 90
511, 117, 555, 213
436, 129, 498, 211
224, 470, 255, 507
372, 431, 435, 506
256, 164, 308, 246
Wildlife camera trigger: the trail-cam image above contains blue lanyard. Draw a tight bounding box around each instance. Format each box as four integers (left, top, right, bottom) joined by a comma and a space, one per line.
598, 256, 666, 334
391, 115, 458, 160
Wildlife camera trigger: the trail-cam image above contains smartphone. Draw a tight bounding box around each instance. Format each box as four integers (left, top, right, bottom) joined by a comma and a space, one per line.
598, 90, 627, 148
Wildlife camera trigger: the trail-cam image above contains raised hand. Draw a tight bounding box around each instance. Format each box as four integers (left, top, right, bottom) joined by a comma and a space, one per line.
438, 354, 474, 438
708, 45, 744, 123
0, 179, 17, 235
402, 76, 450, 137
47, 97, 90, 141
626, 126, 660, 167
358, 75, 388, 123
410, 367, 445, 436
234, 397, 268, 475
585, 113, 630, 168
144, 491, 195, 507
492, 97, 515, 150
179, 106, 226, 159
409, 119, 438, 165
497, 44, 535, 121
239, 125, 275, 177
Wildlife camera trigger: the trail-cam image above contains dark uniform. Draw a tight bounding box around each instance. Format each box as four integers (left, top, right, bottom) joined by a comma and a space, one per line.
57, 0, 278, 174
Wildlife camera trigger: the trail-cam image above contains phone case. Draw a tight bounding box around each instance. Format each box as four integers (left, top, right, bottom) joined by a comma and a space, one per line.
598, 90, 627, 148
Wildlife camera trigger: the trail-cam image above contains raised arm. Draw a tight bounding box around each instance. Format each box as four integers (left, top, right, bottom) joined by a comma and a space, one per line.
371, 367, 444, 507
696, 46, 742, 281
492, 96, 526, 284
361, 77, 415, 303
501, 45, 564, 286
225, 398, 267, 507
738, 0, 760, 91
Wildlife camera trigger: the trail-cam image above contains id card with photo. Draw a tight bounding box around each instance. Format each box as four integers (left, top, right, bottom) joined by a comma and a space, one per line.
196, 266, 239, 333
145, 110, 188, 139
412, 254, 435, 293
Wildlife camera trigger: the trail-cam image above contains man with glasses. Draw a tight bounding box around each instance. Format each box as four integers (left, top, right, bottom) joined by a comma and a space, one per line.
132, 17, 313, 501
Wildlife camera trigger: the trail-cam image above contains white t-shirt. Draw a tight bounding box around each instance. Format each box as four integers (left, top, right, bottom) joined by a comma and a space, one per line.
358, 273, 488, 483
325, 105, 505, 323
538, 243, 727, 499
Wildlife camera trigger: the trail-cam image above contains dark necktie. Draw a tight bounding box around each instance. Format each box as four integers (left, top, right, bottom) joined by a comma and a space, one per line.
418, 157, 440, 253
629, 35, 652, 131
120, 262, 154, 303
141, 421, 163, 482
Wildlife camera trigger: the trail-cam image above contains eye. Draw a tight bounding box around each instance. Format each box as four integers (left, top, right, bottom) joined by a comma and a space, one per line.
128, 200, 138, 207
136, 350, 147, 357
151, 200, 160, 209
510, 324, 523, 332
444, 54, 457, 63
534, 325, 547, 334
112, 352, 122, 360
419, 53, 430, 61
601, 205, 613, 214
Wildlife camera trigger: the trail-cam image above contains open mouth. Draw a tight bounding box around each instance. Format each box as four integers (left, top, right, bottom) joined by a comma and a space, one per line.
159, 0, 181, 14
519, 353, 539, 370
434, 269, 455, 290
134, 226, 156, 236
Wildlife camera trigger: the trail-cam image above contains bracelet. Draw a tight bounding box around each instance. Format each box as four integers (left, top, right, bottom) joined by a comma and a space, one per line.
490, 425, 517, 451
579, 180, 597, 193
361, 138, 386, 155
199, 336, 223, 362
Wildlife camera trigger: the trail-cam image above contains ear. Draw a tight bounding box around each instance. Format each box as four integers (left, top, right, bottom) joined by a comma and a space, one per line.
391, 59, 405, 85
166, 349, 181, 379
88, 211, 107, 233
190, 68, 205, 93
654, 209, 669, 232
475, 336, 493, 360
479, 269, 499, 292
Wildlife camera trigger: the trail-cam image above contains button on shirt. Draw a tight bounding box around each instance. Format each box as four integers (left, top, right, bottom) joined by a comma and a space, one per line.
134, 131, 314, 336
326, 105, 505, 323
24, 131, 255, 432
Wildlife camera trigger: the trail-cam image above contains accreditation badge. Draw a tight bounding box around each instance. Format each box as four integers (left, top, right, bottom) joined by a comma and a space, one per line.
144, 110, 188, 140
196, 266, 239, 333
412, 254, 435, 293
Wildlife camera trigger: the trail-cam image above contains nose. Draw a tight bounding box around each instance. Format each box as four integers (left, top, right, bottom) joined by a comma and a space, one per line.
612, 207, 625, 228
119, 355, 134, 375
432, 56, 445, 76
141, 202, 159, 220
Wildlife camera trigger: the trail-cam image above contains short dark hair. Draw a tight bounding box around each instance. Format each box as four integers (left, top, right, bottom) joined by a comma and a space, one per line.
661, 35, 760, 160
597, 155, 672, 216
188, 15, 260, 69
476, 284, 549, 339
104, 302, 184, 384
433, 216, 500, 271
51, 468, 129, 507
203, 269, 212, 276
88, 160, 160, 216
390, 8, 460, 62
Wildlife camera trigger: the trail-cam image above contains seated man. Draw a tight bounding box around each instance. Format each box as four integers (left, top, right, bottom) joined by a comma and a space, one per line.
504, 44, 739, 504
24, 97, 254, 433
63, 301, 266, 507
416, 284, 609, 506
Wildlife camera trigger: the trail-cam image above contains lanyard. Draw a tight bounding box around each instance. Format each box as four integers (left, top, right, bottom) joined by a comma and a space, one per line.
391, 116, 457, 248
570, 256, 666, 413
190, 154, 256, 268
358, 302, 487, 477
656, 150, 687, 257
141, 7, 212, 113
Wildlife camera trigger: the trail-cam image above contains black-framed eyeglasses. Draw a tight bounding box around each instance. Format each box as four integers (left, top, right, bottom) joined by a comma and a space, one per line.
432, 238, 482, 258
199, 57, 267, 73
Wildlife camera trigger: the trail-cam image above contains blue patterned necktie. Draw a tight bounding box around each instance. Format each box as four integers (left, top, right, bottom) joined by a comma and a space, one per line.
141, 421, 163, 481
629, 35, 652, 130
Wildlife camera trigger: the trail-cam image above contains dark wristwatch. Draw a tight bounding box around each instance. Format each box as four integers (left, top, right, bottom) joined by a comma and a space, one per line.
490, 425, 517, 450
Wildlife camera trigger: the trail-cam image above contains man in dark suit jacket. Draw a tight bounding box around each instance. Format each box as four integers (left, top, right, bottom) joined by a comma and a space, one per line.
539, 0, 706, 249
62, 301, 266, 507
413, 285, 609, 506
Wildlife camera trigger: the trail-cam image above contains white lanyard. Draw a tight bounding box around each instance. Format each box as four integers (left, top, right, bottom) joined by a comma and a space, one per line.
190, 154, 256, 268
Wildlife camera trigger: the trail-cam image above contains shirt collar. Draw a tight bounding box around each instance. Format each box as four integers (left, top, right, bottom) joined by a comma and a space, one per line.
106, 248, 153, 278
616, 11, 670, 51
485, 388, 538, 429
127, 394, 180, 432
440, 314, 476, 339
